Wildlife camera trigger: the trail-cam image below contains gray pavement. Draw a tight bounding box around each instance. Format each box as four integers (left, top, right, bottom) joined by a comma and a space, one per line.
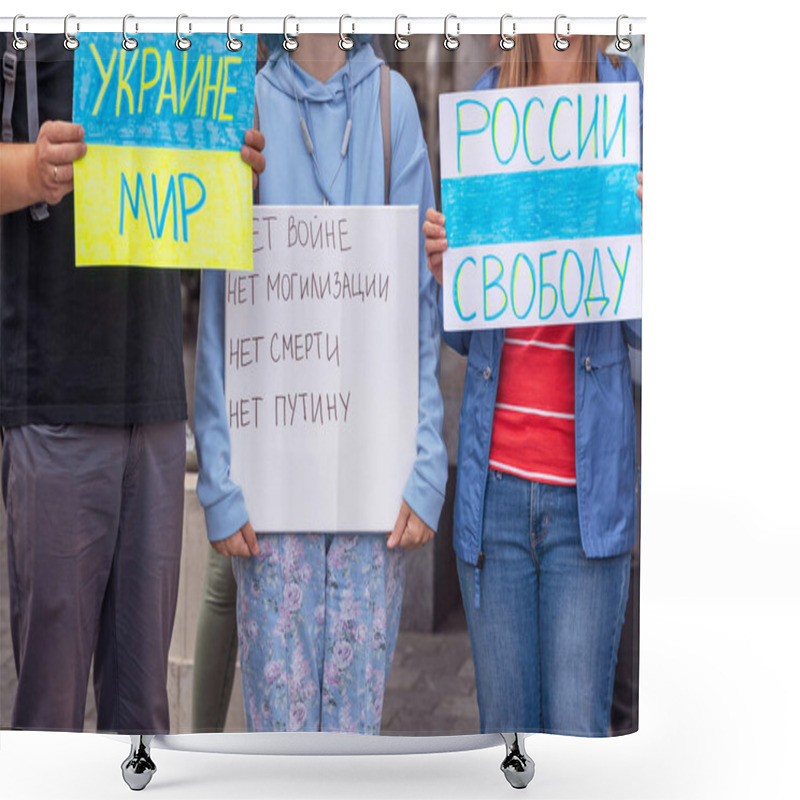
382, 607, 480, 735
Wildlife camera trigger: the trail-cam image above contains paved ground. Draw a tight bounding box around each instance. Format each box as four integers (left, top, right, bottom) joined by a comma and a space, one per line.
382, 607, 479, 735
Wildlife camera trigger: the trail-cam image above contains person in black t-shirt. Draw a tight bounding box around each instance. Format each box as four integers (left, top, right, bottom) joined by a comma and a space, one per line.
0, 35, 264, 733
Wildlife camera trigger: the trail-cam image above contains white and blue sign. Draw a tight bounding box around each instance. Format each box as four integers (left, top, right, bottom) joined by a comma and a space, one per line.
439, 82, 641, 331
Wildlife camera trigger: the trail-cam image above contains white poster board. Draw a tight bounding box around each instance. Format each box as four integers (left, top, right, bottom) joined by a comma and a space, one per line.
439, 82, 642, 331
225, 206, 419, 532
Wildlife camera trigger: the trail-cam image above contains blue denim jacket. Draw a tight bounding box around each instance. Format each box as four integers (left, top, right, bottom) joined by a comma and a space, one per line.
448, 54, 642, 570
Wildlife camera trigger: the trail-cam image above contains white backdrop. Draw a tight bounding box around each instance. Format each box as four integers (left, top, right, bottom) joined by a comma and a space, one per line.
2, 1, 798, 798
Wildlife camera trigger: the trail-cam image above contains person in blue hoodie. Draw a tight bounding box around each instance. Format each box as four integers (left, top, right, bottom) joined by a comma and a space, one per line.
424, 35, 643, 737
193, 34, 447, 734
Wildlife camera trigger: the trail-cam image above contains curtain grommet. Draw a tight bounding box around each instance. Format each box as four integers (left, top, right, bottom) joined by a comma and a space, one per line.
499, 14, 516, 51
615, 15, 633, 52
339, 14, 355, 51
63, 14, 80, 51
227, 15, 243, 52
122, 14, 138, 51
12, 15, 29, 51
176, 14, 192, 51
283, 15, 299, 51
554, 14, 571, 51
444, 14, 460, 51
394, 14, 411, 51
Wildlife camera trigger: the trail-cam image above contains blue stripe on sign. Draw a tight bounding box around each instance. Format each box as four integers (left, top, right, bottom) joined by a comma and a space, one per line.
73, 33, 256, 152
441, 164, 641, 248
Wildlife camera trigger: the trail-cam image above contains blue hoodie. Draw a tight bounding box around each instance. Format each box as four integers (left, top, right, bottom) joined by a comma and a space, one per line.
193, 44, 447, 541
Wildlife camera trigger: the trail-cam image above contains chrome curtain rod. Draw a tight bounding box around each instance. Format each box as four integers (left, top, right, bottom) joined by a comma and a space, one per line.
0, 15, 646, 36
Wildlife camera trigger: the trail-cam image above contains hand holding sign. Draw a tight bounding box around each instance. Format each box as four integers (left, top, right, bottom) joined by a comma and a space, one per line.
32, 121, 87, 206
211, 520, 260, 558
422, 208, 447, 287
242, 128, 266, 191
387, 500, 435, 551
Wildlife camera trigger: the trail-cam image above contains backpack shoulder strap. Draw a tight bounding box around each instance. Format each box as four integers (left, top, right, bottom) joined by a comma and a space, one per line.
24, 35, 49, 220
3, 34, 48, 220
380, 63, 391, 206
2, 33, 18, 143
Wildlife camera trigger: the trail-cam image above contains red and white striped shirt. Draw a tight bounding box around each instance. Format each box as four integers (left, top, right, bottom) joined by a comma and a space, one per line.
488, 325, 576, 485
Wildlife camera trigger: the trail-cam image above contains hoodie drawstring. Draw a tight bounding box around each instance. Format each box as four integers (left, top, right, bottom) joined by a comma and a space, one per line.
301, 96, 334, 205
343, 68, 353, 205
287, 51, 354, 205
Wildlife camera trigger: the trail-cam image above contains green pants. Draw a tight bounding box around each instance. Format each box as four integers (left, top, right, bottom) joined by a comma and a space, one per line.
191, 546, 238, 732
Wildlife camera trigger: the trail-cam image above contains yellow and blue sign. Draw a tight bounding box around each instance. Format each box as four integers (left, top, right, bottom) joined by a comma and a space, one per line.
73, 33, 256, 270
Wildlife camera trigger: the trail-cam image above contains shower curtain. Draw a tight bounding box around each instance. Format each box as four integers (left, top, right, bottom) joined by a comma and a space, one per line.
0, 20, 643, 750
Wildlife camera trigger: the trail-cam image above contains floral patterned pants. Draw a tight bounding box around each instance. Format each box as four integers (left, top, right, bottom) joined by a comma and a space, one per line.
231, 533, 406, 733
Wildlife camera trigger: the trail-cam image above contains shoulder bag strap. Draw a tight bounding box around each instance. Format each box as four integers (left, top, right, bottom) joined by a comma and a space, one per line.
380, 63, 391, 205
2, 33, 18, 143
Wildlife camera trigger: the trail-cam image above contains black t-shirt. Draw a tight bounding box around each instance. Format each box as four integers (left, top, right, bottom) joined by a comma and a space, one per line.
0, 35, 187, 427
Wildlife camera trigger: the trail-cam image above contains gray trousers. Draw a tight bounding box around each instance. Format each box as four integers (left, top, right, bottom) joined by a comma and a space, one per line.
1, 422, 184, 733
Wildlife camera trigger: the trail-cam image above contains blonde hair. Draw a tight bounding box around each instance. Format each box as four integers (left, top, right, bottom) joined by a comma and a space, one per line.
497, 35, 618, 89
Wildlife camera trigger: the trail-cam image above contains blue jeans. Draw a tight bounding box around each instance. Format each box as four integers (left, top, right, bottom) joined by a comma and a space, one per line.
457, 470, 631, 736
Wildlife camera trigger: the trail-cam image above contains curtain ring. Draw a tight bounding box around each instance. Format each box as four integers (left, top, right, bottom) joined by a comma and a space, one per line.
63, 14, 80, 50
615, 15, 633, 52
227, 15, 243, 51
499, 14, 515, 51
339, 15, 355, 51
443, 14, 460, 51
394, 15, 410, 51
176, 14, 192, 51
554, 14, 570, 51
122, 14, 138, 51
12, 15, 28, 51
283, 15, 299, 51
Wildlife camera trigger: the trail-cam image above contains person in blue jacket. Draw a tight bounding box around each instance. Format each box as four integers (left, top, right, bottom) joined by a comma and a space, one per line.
193, 33, 447, 734
424, 35, 643, 737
